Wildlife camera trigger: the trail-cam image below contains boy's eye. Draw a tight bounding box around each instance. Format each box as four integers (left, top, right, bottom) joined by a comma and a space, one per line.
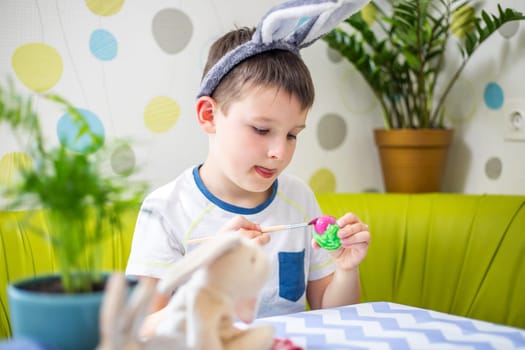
252, 127, 298, 140
253, 127, 269, 135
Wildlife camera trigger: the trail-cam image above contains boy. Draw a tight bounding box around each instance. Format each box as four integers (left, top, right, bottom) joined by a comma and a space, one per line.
126, 26, 370, 332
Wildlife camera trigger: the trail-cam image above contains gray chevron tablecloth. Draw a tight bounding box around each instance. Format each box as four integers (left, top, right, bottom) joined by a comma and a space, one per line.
255, 302, 525, 350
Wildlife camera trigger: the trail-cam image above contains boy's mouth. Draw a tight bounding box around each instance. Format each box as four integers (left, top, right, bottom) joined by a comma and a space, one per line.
254, 166, 276, 179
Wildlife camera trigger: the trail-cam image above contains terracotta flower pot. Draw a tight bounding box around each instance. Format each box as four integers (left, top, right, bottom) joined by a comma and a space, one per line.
374, 129, 453, 193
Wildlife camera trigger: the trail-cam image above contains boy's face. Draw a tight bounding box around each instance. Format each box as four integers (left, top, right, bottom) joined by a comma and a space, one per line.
206, 85, 307, 199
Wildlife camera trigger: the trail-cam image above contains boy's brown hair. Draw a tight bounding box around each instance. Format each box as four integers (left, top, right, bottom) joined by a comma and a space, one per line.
202, 27, 315, 113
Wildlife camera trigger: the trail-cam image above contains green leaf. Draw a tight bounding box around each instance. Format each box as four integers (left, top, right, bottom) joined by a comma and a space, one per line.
321, 0, 525, 129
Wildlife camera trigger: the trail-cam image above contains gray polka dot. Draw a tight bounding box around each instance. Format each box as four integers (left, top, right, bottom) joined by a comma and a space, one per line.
499, 21, 519, 39
326, 46, 342, 63
152, 8, 193, 54
485, 157, 502, 180
317, 113, 347, 150
363, 188, 380, 193
111, 144, 136, 176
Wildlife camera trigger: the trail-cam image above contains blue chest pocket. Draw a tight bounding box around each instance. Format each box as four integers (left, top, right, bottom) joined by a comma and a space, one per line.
278, 249, 305, 302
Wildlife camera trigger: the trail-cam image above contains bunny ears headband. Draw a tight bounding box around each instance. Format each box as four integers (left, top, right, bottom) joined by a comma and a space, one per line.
196, 0, 371, 98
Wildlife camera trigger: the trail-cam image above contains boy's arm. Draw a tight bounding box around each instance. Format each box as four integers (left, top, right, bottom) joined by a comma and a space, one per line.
307, 212, 370, 309
306, 268, 360, 310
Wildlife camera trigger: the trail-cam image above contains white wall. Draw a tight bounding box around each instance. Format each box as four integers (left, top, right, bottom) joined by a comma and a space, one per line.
1, 0, 524, 195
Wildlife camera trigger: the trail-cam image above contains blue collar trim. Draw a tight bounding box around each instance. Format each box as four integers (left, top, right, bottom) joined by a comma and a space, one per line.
192, 165, 278, 215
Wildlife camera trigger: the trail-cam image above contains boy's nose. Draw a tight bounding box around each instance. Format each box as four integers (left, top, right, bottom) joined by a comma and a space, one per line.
267, 139, 287, 159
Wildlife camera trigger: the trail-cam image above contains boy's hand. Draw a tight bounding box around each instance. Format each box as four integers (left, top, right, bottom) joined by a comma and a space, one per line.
312, 212, 370, 270
219, 215, 271, 245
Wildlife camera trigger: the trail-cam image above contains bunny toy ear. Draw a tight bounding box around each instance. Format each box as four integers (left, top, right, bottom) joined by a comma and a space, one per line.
157, 234, 242, 295
196, 0, 371, 99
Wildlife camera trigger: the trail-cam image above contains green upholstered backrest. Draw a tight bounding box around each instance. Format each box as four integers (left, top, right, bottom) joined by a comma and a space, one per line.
1, 194, 524, 339
0, 208, 139, 339
316, 193, 525, 329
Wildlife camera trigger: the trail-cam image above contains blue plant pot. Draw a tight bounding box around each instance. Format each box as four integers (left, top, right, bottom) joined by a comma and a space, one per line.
7, 274, 109, 350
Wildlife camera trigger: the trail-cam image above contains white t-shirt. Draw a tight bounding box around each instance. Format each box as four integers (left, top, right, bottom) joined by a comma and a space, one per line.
126, 166, 335, 317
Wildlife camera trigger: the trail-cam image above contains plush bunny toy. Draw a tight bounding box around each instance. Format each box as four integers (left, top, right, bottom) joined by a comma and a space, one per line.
97, 274, 184, 350
154, 234, 274, 350
97, 235, 273, 350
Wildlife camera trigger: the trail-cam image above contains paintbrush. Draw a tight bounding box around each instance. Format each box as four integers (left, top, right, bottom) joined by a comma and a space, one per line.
186, 220, 315, 245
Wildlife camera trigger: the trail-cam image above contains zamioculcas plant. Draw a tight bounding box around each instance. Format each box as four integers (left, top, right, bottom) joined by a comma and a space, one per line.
323, 0, 525, 129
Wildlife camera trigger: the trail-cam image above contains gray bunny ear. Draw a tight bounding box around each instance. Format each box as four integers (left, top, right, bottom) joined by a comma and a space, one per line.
196, 0, 370, 98
254, 0, 338, 45
299, 0, 371, 47
255, 0, 370, 48
157, 234, 242, 295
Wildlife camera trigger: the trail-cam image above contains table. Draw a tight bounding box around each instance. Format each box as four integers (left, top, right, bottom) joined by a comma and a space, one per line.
254, 302, 525, 349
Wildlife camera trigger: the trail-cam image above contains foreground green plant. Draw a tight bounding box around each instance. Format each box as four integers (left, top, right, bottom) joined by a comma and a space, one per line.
0, 80, 146, 293
323, 0, 525, 129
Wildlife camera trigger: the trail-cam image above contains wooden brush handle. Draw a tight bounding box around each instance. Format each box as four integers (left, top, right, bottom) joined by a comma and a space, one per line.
186, 223, 308, 245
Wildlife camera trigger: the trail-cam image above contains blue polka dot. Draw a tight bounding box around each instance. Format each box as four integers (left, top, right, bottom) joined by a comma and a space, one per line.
89, 29, 117, 61
57, 108, 105, 154
484, 82, 504, 110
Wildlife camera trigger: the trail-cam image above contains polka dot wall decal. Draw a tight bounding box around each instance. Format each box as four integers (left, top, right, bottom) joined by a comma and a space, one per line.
111, 143, 136, 176
499, 21, 520, 39
152, 9, 193, 55
484, 82, 504, 110
451, 5, 475, 38
144, 96, 180, 133
360, 2, 377, 26
317, 113, 347, 150
85, 0, 125, 16
485, 157, 502, 180
57, 108, 105, 154
362, 187, 380, 193
12, 43, 63, 92
89, 29, 118, 61
326, 46, 342, 63
0, 152, 32, 191
444, 78, 477, 124
309, 168, 336, 193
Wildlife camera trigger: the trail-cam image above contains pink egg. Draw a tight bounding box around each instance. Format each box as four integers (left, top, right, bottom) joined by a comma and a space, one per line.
312, 215, 337, 234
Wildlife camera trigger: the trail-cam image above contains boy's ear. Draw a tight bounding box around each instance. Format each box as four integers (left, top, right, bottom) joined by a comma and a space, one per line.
196, 96, 217, 133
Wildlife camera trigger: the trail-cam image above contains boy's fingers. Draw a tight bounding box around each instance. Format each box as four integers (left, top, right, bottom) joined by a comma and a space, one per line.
311, 239, 321, 249
238, 229, 270, 245
254, 232, 271, 245
337, 212, 361, 227
238, 229, 259, 239
340, 231, 370, 247
223, 215, 261, 232
339, 223, 369, 237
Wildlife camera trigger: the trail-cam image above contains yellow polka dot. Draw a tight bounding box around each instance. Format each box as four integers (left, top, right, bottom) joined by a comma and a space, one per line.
361, 3, 378, 26
309, 168, 337, 193
0, 152, 33, 191
144, 96, 180, 133
452, 5, 475, 38
12, 43, 63, 93
85, 0, 125, 16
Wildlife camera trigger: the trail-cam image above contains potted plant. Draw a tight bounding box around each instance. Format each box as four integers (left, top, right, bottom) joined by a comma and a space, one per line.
0, 80, 146, 349
322, 1, 525, 192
